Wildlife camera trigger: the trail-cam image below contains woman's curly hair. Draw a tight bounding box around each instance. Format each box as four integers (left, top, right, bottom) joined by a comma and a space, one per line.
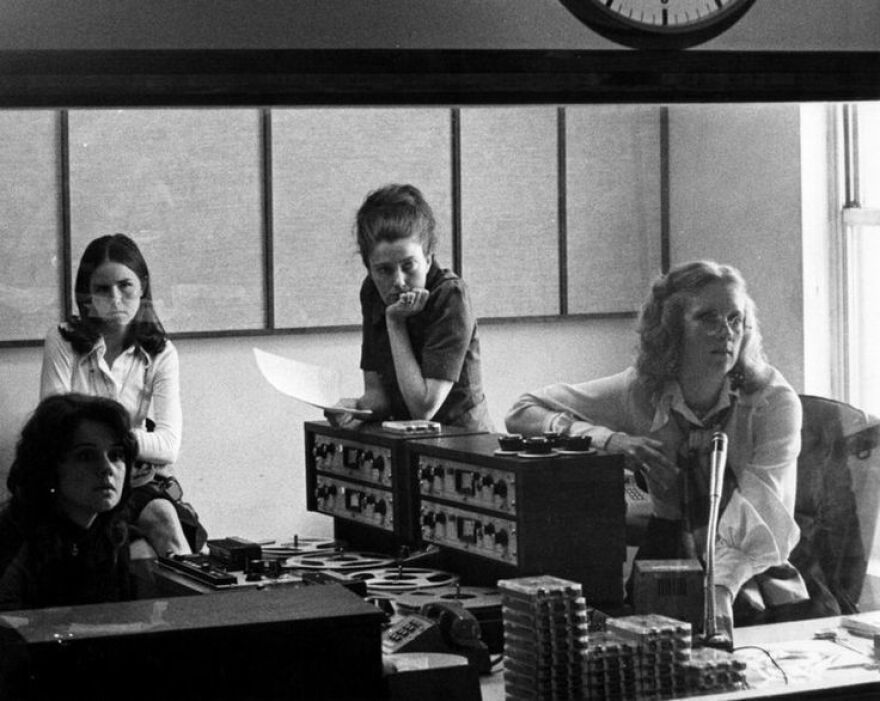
635, 260, 770, 399
7, 393, 137, 536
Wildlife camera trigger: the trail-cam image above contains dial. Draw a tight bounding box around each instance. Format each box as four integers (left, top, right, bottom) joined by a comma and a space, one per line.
560, 0, 757, 49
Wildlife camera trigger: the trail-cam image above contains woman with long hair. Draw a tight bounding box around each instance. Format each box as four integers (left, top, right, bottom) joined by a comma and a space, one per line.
40, 233, 204, 556
0, 393, 137, 609
506, 260, 807, 634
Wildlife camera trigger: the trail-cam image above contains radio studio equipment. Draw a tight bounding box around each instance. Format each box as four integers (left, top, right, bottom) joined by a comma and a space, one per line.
701, 430, 732, 650
305, 420, 482, 552
0, 585, 384, 700
631, 558, 704, 628
408, 432, 627, 606
154, 535, 367, 596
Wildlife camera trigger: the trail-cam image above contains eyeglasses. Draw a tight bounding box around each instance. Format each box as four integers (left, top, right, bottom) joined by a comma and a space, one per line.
696, 312, 745, 336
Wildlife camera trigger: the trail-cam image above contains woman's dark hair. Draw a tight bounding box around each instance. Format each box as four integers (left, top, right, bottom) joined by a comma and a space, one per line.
1, 394, 137, 608
7, 393, 137, 528
635, 260, 770, 398
61, 233, 167, 355
355, 184, 437, 268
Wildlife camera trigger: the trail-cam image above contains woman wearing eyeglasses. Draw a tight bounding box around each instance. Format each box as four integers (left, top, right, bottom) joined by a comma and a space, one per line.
505, 260, 807, 635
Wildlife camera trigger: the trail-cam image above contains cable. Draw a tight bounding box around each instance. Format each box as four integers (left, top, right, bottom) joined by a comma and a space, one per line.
734, 645, 788, 685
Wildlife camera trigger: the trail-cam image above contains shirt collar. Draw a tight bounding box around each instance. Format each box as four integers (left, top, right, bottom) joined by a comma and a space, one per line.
650, 375, 739, 432
87, 336, 151, 366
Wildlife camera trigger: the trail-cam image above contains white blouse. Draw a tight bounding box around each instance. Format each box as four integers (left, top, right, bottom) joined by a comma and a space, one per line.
505, 365, 803, 599
40, 325, 182, 478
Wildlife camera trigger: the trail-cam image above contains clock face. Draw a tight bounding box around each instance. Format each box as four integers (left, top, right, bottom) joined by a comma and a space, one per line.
560, 0, 757, 49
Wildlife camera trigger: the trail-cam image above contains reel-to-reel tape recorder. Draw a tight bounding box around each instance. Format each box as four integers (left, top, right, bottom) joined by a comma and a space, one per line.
304, 420, 482, 553
304, 421, 627, 607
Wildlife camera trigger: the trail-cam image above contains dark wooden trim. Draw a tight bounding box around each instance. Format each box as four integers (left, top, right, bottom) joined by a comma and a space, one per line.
0, 50, 878, 106
660, 106, 670, 274
261, 108, 275, 329
59, 110, 72, 319
557, 106, 568, 315
0, 310, 640, 349
451, 107, 462, 276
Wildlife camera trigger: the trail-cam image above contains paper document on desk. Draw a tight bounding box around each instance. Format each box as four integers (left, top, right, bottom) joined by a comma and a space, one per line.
841, 610, 880, 637
252, 348, 372, 417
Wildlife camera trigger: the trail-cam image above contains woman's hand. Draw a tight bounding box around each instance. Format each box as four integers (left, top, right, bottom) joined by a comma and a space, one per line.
606, 432, 679, 497
385, 288, 429, 321
325, 398, 366, 429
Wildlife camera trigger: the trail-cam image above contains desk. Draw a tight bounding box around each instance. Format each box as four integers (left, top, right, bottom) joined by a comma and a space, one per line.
479, 616, 880, 700
0, 584, 384, 700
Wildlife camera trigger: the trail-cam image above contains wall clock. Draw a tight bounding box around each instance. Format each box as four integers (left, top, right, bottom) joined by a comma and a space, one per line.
560, 0, 758, 49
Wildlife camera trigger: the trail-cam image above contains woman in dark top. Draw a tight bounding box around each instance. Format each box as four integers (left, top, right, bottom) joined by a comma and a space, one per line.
330, 183, 492, 431
0, 393, 137, 610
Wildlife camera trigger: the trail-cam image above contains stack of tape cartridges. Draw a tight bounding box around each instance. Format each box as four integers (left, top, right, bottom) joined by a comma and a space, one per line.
679, 647, 747, 695
497, 574, 590, 700
583, 631, 638, 699
604, 613, 692, 698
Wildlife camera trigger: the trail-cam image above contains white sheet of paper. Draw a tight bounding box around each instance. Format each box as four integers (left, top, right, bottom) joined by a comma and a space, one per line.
252, 347, 372, 417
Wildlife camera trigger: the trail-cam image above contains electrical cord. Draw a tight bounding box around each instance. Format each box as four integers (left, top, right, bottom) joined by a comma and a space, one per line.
734, 645, 788, 686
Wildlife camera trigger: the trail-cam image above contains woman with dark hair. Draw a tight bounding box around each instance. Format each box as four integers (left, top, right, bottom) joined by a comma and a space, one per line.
330, 184, 492, 431
0, 393, 138, 610
40, 233, 204, 556
506, 260, 807, 631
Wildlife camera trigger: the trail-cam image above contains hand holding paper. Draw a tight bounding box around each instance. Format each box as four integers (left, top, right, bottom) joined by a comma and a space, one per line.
252, 348, 372, 418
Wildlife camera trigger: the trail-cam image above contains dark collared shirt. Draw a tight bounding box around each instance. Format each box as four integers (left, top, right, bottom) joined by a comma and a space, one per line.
360, 262, 491, 431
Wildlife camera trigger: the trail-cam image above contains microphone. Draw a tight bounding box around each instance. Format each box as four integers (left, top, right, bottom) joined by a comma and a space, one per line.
709, 431, 728, 505
701, 431, 732, 650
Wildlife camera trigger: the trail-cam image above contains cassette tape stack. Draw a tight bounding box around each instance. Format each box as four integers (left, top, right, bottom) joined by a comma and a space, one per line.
497, 575, 591, 701
496, 578, 747, 700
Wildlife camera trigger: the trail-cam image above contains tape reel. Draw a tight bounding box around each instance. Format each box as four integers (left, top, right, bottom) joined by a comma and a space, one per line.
283, 549, 395, 571
348, 567, 459, 593
262, 536, 342, 559
394, 585, 502, 614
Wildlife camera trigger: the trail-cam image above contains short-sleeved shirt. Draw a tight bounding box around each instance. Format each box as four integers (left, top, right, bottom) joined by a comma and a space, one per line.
360, 262, 492, 431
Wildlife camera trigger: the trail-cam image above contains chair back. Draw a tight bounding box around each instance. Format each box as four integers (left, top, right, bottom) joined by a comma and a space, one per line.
792, 394, 879, 614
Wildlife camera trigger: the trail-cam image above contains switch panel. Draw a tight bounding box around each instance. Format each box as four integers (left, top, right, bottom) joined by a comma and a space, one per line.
313, 437, 392, 488
314, 476, 394, 531
418, 457, 516, 515
420, 502, 517, 564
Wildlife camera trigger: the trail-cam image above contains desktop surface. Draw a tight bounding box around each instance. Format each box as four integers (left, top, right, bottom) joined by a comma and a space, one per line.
479, 615, 880, 700
0, 584, 385, 700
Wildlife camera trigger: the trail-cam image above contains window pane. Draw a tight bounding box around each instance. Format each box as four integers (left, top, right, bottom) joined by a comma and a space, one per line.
848, 221, 880, 416
860, 103, 880, 208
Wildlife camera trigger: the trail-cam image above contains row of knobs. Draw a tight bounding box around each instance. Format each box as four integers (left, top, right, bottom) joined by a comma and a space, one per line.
315, 484, 388, 516
421, 510, 510, 548
314, 443, 387, 473
419, 464, 509, 499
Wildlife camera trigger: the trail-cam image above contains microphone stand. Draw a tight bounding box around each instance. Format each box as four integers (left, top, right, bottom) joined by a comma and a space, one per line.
700, 431, 733, 651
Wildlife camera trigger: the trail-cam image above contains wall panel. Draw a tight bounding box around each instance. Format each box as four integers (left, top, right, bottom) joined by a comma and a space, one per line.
272, 108, 452, 328
460, 107, 559, 318
68, 109, 265, 333
566, 106, 663, 314
0, 111, 61, 341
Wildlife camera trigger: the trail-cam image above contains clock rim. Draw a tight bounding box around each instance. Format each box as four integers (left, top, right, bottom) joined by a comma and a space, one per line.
559, 0, 758, 49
